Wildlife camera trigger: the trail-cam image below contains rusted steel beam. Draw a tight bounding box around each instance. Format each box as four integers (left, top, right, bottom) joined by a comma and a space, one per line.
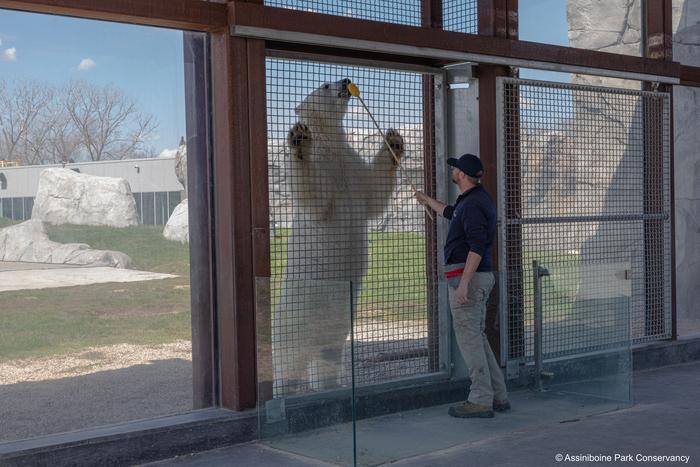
421, 0, 441, 373
0, 0, 227, 31
421, 0, 442, 29
477, 0, 517, 362
229, 2, 679, 80
645, 0, 673, 61
680, 65, 700, 87
211, 32, 259, 410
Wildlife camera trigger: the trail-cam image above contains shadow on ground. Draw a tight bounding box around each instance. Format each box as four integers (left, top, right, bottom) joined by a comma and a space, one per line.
0, 359, 192, 442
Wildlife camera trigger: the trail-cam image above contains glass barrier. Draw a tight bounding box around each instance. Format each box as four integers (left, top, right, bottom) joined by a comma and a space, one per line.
256, 278, 357, 466
352, 261, 631, 466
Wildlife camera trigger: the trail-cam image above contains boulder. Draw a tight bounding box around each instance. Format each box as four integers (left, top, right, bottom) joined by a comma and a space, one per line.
163, 199, 189, 243
0, 219, 131, 268
32, 168, 138, 228
175, 137, 188, 197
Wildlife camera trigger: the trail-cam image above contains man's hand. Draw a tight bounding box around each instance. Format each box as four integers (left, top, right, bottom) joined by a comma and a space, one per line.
456, 280, 470, 305
415, 191, 447, 218
414, 191, 430, 206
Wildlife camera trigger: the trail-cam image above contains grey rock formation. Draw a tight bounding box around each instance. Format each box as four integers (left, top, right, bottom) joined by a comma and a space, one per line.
175, 137, 188, 197
163, 199, 189, 243
32, 168, 138, 228
0, 219, 131, 268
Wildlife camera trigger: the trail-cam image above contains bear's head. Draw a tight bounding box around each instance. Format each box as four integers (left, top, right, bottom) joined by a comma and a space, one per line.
295, 78, 352, 122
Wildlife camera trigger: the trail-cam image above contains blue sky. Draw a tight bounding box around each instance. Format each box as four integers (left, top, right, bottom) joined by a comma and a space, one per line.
0, 1, 570, 154
0, 9, 187, 154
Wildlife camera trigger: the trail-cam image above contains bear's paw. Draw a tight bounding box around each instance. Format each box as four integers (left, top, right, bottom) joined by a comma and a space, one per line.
385, 128, 405, 165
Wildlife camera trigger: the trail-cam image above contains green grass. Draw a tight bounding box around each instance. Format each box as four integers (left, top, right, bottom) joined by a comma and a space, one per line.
1, 218, 584, 361
0, 223, 191, 362
270, 229, 430, 322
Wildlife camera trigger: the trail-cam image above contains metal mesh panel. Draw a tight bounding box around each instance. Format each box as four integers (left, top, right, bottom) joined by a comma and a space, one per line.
264, 0, 421, 26
498, 78, 672, 362
443, 0, 478, 34
266, 57, 438, 396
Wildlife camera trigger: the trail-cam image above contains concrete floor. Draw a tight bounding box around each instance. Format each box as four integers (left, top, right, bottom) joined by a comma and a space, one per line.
0, 261, 176, 291
145, 361, 700, 467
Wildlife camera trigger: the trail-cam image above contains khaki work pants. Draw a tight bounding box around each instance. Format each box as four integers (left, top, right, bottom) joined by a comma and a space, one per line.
448, 272, 508, 406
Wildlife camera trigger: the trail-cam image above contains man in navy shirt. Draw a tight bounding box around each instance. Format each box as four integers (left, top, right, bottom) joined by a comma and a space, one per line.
416, 153, 509, 419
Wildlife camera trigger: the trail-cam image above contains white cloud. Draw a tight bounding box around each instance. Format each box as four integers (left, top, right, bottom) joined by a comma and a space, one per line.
158, 148, 178, 158
78, 58, 96, 71
2, 47, 17, 61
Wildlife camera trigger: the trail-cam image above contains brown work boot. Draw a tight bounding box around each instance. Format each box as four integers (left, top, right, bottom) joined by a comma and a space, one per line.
448, 402, 494, 418
493, 399, 511, 412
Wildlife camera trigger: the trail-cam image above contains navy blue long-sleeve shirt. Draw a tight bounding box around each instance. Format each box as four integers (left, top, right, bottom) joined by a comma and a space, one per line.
442, 185, 496, 272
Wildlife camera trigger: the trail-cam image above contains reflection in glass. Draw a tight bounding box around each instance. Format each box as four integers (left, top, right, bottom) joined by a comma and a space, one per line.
0, 9, 202, 441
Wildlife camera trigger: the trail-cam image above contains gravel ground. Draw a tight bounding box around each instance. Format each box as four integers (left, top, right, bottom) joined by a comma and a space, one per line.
0, 341, 193, 442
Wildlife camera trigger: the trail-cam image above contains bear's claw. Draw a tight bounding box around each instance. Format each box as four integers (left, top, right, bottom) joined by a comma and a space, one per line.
288, 123, 312, 161
385, 128, 404, 164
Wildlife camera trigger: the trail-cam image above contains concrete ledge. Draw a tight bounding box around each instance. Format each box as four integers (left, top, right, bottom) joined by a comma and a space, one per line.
2, 338, 699, 466
0, 408, 256, 467
633, 337, 700, 371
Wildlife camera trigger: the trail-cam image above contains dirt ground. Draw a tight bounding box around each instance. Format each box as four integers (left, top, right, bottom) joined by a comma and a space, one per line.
0, 340, 193, 442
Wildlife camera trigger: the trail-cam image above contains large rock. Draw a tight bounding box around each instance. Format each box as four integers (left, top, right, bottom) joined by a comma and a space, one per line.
174, 137, 188, 197
32, 168, 138, 228
163, 199, 189, 243
0, 219, 131, 268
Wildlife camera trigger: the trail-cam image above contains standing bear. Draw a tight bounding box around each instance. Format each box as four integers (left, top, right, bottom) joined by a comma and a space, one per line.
273, 78, 404, 396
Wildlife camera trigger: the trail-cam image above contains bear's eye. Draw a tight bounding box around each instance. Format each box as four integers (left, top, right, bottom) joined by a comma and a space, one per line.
323, 83, 330, 89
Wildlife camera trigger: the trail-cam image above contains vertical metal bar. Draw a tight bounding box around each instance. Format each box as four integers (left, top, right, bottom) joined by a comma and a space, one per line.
211, 31, 258, 411
434, 72, 451, 374
422, 0, 442, 374
643, 0, 673, 340
532, 260, 542, 391
184, 31, 216, 409
496, 76, 508, 365
423, 74, 440, 373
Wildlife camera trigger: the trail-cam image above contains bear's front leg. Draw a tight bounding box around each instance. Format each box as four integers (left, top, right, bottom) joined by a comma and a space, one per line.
364, 128, 405, 219
383, 128, 405, 165
287, 122, 313, 161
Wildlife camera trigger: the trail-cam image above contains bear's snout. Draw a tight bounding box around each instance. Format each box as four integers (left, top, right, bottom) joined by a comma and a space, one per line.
338, 78, 351, 98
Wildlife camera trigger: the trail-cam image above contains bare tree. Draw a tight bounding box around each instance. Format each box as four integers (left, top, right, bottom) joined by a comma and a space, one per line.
64, 81, 157, 161
0, 79, 53, 164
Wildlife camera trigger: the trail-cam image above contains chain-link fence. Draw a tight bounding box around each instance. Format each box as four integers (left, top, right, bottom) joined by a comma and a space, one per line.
498, 77, 672, 363
265, 57, 439, 396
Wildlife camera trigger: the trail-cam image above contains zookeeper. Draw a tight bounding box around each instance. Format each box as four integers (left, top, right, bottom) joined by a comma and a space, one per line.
415, 153, 510, 419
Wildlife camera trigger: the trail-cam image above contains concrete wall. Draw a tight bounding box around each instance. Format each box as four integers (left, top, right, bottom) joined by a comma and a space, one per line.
672, 1, 700, 336
0, 157, 182, 198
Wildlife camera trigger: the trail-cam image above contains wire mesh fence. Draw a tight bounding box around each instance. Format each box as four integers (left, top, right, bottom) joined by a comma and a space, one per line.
264, 57, 438, 397
498, 77, 672, 362
263, 0, 478, 33
264, 0, 421, 26
443, 0, 478, 33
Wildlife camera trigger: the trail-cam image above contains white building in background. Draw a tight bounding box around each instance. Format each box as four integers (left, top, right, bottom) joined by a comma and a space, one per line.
0, 157, 184, 225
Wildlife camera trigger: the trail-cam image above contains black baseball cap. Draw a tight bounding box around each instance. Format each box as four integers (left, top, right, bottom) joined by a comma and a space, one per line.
447, 153, 484, 178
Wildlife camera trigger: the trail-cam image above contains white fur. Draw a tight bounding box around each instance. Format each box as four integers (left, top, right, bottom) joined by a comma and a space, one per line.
272, 79, 403, 395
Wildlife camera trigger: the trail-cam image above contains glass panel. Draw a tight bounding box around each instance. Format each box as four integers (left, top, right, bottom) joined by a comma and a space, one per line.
0, 8, 203, 441
351, 262, 631, 466
256, 279, 356, 466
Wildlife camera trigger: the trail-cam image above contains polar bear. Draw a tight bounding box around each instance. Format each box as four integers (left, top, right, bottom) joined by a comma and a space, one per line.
273, 78, 404, 396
